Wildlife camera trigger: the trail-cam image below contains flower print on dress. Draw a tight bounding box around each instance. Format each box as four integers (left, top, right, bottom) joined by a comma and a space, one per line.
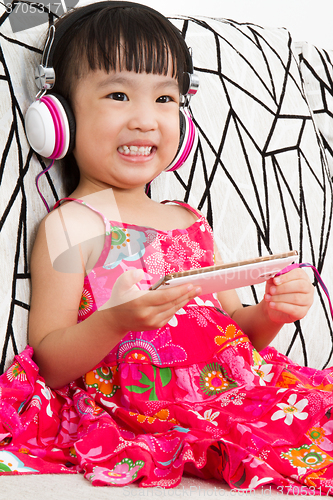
220, 391, 246, 407
276, 370, 301, 389
145, 233, 206, 275
165, 239, 188, 270
251, 363, 274, 386
36, 379, 54, 418
281, 444, 333, 474
307, 421, 333, 451
144, 249, 174, 277
189, 408, 220, 426
141, 433, 184, 468
199, 363, 237, 396
117, 328, 187, 366
168, 308, 186, 328
6, 361, 27, 382
0, 451, 37, 473
192, 296, 215, 308
75, 394, 105, 417
103, 226, 146, 270
88, 458, 145, 485
125, 365, 172, 401
85, 365, 120, 398
220, 350, 255, 389
186, 306, 216, 328
271, 394, 308, 425
129, 408, 178, 425
78, 284, 96, 321
214, 323, 249, 353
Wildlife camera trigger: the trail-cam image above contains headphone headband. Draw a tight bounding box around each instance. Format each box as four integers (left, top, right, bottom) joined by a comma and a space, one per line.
36, 1, 198, 98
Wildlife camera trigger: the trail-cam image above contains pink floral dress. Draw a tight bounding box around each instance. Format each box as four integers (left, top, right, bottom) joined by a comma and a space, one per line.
1, 200, 333, 495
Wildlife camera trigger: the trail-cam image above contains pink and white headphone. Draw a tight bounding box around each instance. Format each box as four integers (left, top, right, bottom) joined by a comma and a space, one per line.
24, 1, 199, 171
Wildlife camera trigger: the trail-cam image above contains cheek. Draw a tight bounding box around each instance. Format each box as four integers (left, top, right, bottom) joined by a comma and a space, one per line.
167, 114, 181, 152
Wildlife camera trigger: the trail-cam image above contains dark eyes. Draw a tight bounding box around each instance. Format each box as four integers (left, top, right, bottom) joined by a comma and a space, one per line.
108, 92, 129, 101
156, 95, 174, 103
108, 93, 175, 103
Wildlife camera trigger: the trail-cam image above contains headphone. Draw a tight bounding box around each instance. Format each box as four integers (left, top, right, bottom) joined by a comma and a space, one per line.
24, 1, 199, 172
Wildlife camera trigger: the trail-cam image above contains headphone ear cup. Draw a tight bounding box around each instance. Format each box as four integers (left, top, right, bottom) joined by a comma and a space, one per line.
51, 93, 76, 157
25, 93, 75, 159
165, 108, 197, 172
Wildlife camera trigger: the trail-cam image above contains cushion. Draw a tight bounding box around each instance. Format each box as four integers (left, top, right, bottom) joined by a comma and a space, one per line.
0, 6, 65, 372
0, 3, 332, 372
297, 41, 333, 177
152, 17, 333, 369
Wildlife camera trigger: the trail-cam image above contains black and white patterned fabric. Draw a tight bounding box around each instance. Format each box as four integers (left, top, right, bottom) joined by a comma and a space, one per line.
0, 3, 332, 373
297, 42, 333, 177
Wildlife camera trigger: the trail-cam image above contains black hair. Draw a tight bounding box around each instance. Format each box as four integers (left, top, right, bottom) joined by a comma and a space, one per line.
50, 4, 189, 195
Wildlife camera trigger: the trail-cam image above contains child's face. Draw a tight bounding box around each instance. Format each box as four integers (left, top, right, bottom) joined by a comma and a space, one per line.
72, 67, 181, 192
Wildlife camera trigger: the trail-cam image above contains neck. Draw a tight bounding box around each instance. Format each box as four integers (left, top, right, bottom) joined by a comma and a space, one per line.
69, 182, 156, 221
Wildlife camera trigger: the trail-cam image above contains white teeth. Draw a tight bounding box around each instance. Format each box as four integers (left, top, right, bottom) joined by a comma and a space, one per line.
118, 145, 153, 156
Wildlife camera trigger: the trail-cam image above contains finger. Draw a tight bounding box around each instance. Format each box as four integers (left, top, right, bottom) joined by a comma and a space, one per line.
149, 283, 201, 307
265, 292, 313, 308
268, 277, 313, 298
267, 300, 309, 321
169, 286, 201, 310
145, 286, 202, 327
272, 267, 312, 287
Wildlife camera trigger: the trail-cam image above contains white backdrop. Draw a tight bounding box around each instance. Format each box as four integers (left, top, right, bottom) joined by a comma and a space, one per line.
139, 0, 332, 50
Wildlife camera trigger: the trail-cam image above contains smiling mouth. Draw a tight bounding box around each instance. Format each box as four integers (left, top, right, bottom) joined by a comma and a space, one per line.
118, 145, 153, 156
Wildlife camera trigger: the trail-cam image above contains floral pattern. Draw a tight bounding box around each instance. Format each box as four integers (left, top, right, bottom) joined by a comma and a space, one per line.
190, 409, 220, 426
271, 394, 309, 425
78, 287, 95, 320
2, 202, 333, 494
117, 329, 187, 366
281, 444, 333, 472
85, 365, 120, 397
199, 363, 237, 396
251, 362, 274, 386
307, 422, 333, 451
103, 226, 147, 270
6, 362, 27, 382
0, 451, 37, 473
88, 458, 145, 485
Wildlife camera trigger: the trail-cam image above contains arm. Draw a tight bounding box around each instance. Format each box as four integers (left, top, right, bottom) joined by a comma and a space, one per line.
214, 243, 314, 351
29, 216, 200, 389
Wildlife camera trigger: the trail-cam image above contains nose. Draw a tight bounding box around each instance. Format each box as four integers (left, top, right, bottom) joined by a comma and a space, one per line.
127, 101, 158, 132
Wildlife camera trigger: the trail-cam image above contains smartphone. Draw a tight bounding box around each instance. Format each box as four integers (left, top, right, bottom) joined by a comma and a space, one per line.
150, 250, 298, 294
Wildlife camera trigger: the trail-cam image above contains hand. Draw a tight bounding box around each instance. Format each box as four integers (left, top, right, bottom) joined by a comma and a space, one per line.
99, 269, 201, 334
264, 268, 314, 325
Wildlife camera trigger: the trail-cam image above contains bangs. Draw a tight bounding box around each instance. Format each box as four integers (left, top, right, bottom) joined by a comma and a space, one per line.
53, 6, 188, 100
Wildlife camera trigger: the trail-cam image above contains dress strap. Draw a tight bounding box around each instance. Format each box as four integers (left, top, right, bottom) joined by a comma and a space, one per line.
53, 197, 113, 271
161, 200, 202, 219
53, 197, 111, 234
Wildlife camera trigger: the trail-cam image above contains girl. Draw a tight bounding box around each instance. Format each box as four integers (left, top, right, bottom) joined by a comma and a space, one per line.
1, 1, 330, 494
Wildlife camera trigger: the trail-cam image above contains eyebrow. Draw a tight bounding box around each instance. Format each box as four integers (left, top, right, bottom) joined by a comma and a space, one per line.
98, 73, 179, 91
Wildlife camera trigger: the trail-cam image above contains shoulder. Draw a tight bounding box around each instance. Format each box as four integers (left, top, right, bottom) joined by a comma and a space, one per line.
32, 200, 106, 274
160, 200, 205, 230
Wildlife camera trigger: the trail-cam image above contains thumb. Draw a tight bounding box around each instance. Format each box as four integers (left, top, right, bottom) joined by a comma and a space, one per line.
264, 277, 274, 297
